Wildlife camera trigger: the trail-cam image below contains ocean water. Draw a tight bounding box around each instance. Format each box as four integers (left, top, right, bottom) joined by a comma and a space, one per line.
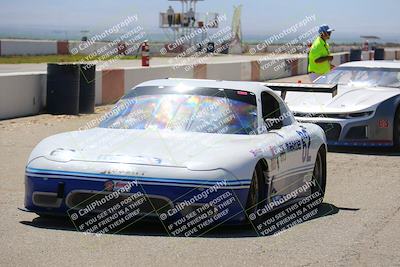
0, 26, 398, 44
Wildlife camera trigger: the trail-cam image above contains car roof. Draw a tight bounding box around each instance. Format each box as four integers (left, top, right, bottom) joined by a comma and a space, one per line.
340, 60, 400, 69
135, 78, 272, 95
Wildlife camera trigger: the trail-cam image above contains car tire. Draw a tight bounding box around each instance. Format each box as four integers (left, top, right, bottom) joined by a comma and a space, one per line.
393, 106, 400, 151
311, 146, 327, 201
246, 162, 267, 218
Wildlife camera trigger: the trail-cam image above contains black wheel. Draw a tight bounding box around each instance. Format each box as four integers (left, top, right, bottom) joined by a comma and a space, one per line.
246, 162, 267, 216
393, 106, 400, 151
311, 146, 327, 200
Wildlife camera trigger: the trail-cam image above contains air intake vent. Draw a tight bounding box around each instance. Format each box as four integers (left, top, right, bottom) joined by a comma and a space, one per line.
32, 192, 63, 208
345, 126, 367, 140
315, 123, 342, 141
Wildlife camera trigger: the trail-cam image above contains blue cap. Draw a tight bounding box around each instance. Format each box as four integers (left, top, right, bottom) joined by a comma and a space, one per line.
318, 24, 334, 34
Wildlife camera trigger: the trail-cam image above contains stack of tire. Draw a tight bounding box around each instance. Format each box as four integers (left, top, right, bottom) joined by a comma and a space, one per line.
46, 63, 96, 115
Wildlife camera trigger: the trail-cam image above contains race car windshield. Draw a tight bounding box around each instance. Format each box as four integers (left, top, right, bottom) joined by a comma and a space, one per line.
99, 86, 258, 135
315, 67, 400, 88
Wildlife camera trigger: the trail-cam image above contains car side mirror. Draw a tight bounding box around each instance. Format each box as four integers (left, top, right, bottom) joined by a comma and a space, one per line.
264, 118, 283, 131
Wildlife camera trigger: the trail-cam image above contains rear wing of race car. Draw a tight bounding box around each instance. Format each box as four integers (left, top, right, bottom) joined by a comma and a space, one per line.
263, 83, 338, 100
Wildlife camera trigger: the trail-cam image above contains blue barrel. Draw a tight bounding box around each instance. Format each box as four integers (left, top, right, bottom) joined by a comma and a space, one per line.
349, 49, 362, 61
46, 63, 80, 115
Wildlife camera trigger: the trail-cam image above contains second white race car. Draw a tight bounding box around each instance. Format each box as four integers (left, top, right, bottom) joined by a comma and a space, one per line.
281, 61, 400, 149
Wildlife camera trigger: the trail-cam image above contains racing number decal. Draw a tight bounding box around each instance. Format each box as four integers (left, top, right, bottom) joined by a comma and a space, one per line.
297, 129, 312, 163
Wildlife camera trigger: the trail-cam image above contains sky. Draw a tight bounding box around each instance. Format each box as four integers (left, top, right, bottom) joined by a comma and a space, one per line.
0, 0, 399, 42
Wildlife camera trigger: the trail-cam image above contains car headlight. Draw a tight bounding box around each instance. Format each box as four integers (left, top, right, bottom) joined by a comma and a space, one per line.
294, 111, 374, 119
342, 111, 374, 119
45, 148, 76, 162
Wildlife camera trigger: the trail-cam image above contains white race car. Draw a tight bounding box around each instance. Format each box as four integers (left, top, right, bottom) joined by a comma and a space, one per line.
24, 79, 327, 227
279, 61, 400, 149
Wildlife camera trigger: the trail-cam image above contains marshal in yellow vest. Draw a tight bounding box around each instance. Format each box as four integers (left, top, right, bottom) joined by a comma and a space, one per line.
308, 37, 331, 75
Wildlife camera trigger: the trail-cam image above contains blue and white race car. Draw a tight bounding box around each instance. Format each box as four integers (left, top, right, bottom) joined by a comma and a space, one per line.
24, 79, 327, 228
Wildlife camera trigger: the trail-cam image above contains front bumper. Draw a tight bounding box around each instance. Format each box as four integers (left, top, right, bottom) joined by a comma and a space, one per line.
24, 167, 251, 227
295, 115, 393, 147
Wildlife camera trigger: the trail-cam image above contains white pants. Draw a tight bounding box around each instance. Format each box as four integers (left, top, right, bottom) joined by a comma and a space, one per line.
309, 73, 321, 83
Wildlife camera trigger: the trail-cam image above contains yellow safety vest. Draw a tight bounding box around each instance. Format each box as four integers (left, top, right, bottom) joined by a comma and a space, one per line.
308, 37, 331, 75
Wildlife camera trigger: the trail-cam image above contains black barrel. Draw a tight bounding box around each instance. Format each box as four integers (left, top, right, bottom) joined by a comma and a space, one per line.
207, 42, 215, 53
47, 63, 80, 115
349, 49, 362, 61
220, 42, 229, 54
374, 48, 385, 60
79, 64, 96, 114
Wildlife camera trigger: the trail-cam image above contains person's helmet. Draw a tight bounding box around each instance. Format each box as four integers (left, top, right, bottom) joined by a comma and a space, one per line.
318, 24, 334, 34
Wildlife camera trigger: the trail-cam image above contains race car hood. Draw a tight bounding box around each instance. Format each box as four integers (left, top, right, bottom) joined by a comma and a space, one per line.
27, 128, 267, 173
285, 85, 400, 114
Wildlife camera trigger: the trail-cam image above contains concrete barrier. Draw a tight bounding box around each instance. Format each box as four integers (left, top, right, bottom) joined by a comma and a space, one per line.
331, 53, 344, 66
385, 50, 396, 60
57, 41, 69, 55
396, 51, 400, 60
362, 51, 373, 61
206, 62, 251, 81
0, 72, 46, 119
2, 50, 400, 120
258, 59, 274, 81
297, 57, 308, 74
124, 65, 194, 93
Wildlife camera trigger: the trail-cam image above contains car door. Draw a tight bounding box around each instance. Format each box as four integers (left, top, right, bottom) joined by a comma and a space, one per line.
260, 91, 313, 203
